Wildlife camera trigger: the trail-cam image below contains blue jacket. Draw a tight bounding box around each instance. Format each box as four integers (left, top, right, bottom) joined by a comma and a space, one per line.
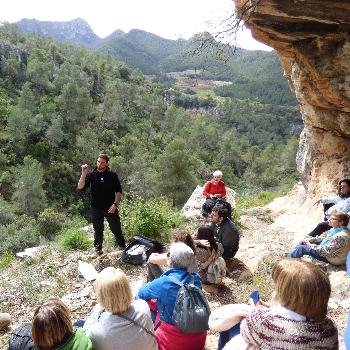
137, 268, 202, 325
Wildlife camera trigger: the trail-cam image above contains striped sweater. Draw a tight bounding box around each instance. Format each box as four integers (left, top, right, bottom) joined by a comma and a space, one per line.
240, 307, 338, 350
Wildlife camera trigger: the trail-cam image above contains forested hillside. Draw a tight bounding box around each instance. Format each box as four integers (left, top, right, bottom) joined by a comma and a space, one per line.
93, 30, 297, 106
0, 22, 301, 243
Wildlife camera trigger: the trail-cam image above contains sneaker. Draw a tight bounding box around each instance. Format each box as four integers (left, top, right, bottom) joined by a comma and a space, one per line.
202, 212, 208, 217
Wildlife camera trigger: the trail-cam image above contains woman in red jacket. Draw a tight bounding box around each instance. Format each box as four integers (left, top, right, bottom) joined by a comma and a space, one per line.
202, 170, 231, 218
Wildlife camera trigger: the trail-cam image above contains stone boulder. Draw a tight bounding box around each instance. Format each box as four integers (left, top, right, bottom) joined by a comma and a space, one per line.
181, 184, 236, 221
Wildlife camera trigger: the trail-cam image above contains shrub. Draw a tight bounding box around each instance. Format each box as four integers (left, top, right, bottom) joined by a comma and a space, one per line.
37, 208, 62, 236
60, 228, 93, 251
119, 196, 185, 241
0, 250, 15, 269
0, 215, 40, 254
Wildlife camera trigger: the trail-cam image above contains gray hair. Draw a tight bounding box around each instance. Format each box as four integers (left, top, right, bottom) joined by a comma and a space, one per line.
213, 170, 223, 177
170, 242, 194, 269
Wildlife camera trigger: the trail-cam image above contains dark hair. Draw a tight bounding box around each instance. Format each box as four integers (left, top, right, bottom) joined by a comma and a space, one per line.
197, 226, 218, 252
98, 154, 109, 163
171, 230, 197, 256
212, 206, 228, 220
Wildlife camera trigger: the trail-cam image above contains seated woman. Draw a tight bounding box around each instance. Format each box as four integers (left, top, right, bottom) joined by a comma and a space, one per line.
286, 211, 350, 265
137, 242, 207, 350
202, 170, 232, 218
211, 259, 338, 350
308, 179, 350, 237
147, 230, 197, 282
193, 225, 224, 284
32, 298, 92, 350
83, 267, 157, 350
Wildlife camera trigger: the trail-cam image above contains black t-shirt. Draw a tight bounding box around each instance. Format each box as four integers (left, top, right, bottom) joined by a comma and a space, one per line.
80, 167, 122, 210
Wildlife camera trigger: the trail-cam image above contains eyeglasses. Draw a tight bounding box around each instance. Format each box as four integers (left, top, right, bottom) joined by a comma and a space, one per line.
166, 251, 170, 264
329, 217, 338, 221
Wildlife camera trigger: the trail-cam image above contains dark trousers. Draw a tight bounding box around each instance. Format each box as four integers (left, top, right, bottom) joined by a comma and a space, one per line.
147, 263, 165, 282
308, 221, 332, 237
202, 198, 232, 218
90, 207, 125, 250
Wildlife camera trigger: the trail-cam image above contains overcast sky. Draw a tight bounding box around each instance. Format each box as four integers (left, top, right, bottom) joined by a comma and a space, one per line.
1, 0, 272, 51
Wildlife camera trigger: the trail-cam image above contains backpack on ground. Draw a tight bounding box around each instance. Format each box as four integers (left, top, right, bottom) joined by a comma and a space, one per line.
121, 235, 164, 265
8, 323, 35, 350
155, 274, 210, 334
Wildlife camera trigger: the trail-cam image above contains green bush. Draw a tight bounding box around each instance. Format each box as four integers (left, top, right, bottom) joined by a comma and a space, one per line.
119, 196, 185, 241
60, 228, 93, 251
0, 215, 40, 254
0, 250, 15, 269
37, 208, 62, 236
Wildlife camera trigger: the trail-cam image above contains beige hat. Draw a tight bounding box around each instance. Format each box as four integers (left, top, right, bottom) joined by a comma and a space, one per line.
0, 313, 11, 328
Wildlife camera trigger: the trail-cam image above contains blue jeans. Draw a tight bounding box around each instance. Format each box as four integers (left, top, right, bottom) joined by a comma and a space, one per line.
286, 236, 329, 263
218, 324, 240, 350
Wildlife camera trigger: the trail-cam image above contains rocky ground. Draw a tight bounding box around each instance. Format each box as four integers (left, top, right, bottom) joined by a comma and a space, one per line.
1, 182, 349, 349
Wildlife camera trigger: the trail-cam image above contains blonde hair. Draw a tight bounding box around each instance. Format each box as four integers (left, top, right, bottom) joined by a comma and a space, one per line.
32, 298, 73, 348
272, 259, 330, 321
94, 267, 132, 314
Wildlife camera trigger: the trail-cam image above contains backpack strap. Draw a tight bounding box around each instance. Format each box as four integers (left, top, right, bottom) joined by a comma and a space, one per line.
169, 274, 194, 286
154, 300, 173, 331
154, 274, 195, 331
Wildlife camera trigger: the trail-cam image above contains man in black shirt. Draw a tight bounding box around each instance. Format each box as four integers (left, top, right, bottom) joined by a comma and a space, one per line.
78, 154, 125, 254
210, 206, 239, 262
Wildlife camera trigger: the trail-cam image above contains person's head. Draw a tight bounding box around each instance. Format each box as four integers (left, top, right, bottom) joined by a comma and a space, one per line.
196, 226, 218, 251
210, 206, 228, 224
339, 179, 350, 197
32, 298, 73, 349
94, 267, 132, 314
328, 211, 349, 228
272, 259, 331, 321
168, 242, 194, 269
97, 154, 109, 172
171, 230, 197, 256
213, 170, 223, 185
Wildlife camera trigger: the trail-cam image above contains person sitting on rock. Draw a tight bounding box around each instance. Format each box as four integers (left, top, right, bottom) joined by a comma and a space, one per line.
308, 178, 350, 238
210, 259, 338, 350
210, 206, 239, 262
286, 211, 350, 265
202, 170, 232, 218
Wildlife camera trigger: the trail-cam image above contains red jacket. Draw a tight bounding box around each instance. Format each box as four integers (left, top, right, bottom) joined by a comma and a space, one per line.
203, 180, 226, 198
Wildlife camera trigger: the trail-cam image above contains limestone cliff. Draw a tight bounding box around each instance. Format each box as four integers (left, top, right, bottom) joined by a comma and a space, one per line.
234, 0, 350, 200
16, 18, 102, 48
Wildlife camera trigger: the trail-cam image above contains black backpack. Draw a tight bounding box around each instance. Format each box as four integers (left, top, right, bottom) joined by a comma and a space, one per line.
155, 274, 210, 334
121, 235, 164, 265
8, 323, 35, 350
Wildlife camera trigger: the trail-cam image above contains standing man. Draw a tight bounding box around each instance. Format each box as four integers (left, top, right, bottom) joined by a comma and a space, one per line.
210, 206, 239, 262
78, 154, 125, 255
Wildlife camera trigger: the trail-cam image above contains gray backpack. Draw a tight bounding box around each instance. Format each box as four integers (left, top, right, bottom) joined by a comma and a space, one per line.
155, 274, 210, 334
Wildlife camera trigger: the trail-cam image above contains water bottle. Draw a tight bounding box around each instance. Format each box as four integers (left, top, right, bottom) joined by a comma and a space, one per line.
142, 251, 147, 266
